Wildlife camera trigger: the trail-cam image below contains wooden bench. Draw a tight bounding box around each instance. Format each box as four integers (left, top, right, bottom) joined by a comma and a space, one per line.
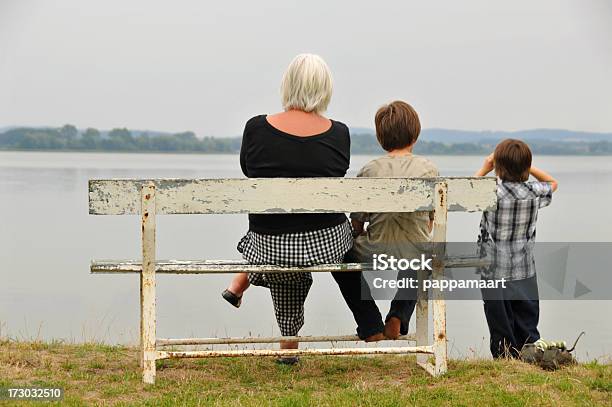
89, 177, 497, 384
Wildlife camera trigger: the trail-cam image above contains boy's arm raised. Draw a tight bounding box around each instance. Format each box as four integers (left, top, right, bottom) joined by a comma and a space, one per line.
530, 166, 558, 192
474, 153, 495, 177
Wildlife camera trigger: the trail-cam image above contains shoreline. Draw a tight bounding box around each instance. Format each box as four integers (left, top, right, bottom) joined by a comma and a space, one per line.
3, 148, 612, 156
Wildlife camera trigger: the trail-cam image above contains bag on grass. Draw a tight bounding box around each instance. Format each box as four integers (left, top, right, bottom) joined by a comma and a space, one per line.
520, 332, 585, 370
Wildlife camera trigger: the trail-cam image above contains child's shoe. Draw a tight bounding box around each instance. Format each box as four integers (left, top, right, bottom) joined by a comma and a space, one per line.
276, 356, 299, 365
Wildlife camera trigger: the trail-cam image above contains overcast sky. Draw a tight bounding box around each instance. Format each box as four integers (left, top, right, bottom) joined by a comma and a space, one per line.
0, 0, 610, 137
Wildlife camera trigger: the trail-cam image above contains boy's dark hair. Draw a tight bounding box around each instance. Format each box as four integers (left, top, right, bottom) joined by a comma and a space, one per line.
494, 139, 532, 182
374, 101, 421, 151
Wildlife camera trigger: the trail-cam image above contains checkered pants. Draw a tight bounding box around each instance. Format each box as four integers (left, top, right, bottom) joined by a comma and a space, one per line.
237, 220, 353, 336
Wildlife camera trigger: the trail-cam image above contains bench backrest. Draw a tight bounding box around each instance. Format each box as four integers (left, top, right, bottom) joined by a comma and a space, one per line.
89, 177, 496, 215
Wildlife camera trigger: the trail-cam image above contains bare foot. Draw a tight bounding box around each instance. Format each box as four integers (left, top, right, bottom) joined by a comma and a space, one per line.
365, 333, 385, 342
280, 340, 298, 350
383, 317, 401, 340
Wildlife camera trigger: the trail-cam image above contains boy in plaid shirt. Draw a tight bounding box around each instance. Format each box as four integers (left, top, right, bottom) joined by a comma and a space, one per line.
475, 139, 558, 358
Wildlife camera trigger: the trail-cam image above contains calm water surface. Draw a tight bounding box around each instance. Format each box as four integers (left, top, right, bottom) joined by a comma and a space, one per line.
0, 152, 610, 361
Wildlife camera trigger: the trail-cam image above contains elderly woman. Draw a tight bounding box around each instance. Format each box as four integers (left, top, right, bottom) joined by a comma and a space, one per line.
222, 54, 353, 364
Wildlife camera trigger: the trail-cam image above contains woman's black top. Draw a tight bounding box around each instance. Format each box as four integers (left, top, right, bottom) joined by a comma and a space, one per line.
240, 114, 351, 235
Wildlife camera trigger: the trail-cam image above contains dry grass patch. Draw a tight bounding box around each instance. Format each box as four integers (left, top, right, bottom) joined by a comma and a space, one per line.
0, 340, 609, 406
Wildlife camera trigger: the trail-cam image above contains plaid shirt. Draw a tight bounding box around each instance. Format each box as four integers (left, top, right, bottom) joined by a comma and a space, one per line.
478, 180, 553, 280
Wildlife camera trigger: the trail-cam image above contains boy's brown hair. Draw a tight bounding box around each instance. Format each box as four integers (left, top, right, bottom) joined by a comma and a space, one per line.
494, 139, 532, 182
375, 101, 421, 151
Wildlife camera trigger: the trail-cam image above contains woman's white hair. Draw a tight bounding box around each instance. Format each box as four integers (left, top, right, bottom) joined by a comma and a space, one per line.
280, 53, 333, 114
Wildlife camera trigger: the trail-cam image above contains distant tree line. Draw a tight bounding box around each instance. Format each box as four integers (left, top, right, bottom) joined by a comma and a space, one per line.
0, 125, 241, 153
1, 124, 611, 155
350, 132, 612, 155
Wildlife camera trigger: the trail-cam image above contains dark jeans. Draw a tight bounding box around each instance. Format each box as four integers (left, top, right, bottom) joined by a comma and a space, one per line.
332, 263, 418, 339
481, 276, 540, 358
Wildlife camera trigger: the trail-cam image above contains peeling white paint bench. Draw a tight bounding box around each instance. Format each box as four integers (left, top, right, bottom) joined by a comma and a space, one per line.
89, 177, 497, 384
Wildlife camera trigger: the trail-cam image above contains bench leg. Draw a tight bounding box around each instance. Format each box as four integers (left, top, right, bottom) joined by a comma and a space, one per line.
139, 272, 143, 368
431, 182, 448, 376
416, 268, 429, 368
431, 266, 447, 376
141, 184, 157, 384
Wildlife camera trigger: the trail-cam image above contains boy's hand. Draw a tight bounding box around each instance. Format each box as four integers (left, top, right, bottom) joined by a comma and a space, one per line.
483, 153, 495, 172
475, 153, 495, 176
351, 219, 365, 237
529, 165, 558, 192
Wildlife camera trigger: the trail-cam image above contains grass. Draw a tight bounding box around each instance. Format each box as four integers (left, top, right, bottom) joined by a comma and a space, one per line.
0, 340, 610, 406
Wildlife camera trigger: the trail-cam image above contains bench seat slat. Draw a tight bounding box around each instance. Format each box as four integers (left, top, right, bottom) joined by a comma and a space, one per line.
91, 260, 362, 274
90, 257, 490, 274
89, 177, 496, 215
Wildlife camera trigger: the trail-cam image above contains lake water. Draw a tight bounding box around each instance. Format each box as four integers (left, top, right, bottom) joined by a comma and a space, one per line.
0, 151, 610, 361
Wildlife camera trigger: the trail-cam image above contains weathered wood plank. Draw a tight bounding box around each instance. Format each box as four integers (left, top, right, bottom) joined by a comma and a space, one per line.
418, 361, 437, 376
140, 184, 156, 385
93, 260, 362, 274
416, 267, 429, 367
89, 177, 497, 215
90, 257, 491, 274
431, 182, 448, 376
156, 333, 417, 346
157, 346, 434, 360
